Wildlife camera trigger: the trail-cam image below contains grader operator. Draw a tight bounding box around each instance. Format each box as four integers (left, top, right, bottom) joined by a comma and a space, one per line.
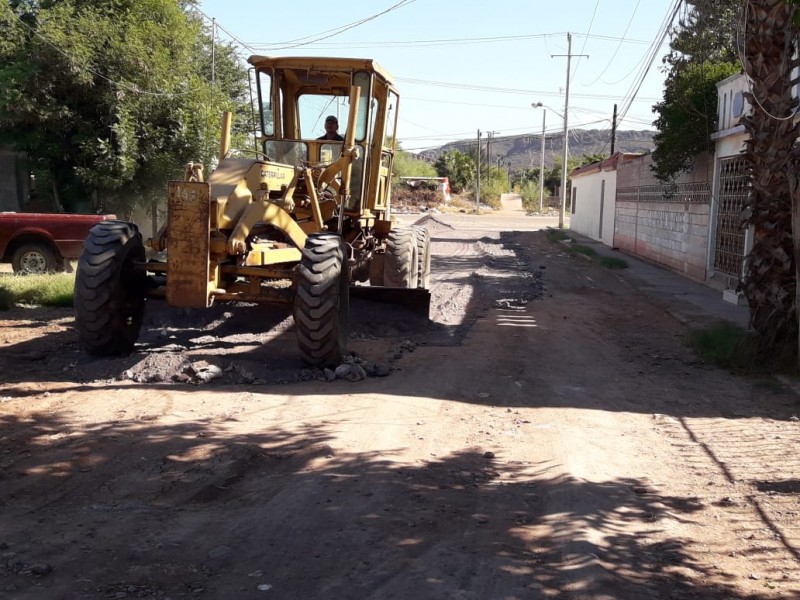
73, 56, 431, 367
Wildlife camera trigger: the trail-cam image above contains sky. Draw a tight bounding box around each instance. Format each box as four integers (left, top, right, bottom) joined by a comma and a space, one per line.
195, 0, 680, 154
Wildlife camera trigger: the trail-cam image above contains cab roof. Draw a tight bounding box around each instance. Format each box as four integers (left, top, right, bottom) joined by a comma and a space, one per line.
247, 56, 395, 86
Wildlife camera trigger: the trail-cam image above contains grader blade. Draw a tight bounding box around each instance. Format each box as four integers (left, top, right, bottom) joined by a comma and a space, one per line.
349, 287, 431, 318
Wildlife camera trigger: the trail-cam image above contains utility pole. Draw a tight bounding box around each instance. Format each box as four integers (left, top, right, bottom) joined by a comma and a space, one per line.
539, 109, 546, 214
532, 103, 546, 214
610, 103, 618, 155
551, 32, 588, 228
484, 131, 490, 182
476, 129, 481, 213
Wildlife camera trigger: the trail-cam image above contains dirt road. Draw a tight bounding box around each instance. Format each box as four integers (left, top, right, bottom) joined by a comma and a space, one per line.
1, 211, 799, 599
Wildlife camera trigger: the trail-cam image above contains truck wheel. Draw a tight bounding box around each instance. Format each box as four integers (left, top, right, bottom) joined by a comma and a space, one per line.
74, 221, 147, 356
294, 232, 349, 367
11, 243, 59, 274
413, 226, 431, 290
383, 227, 418, 288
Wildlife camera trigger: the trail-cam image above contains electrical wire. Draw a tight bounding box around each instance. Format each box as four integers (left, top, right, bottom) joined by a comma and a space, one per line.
255, 0, 416, 51
396, 76, 659, 102
571, 0, 601, 80
581, 0, 641, 87
245, 32, 670, 51
615, 0, 683, 126
249, 31, 554, 50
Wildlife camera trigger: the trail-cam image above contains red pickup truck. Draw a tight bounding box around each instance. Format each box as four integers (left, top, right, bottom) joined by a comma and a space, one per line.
0, 212, 117, 274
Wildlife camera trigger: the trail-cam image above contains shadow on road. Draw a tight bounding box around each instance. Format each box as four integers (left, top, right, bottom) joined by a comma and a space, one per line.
1, 410, 789, 599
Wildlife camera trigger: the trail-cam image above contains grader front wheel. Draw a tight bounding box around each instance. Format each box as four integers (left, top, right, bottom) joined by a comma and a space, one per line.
74, 221, 147, 356
294, 232, 349, 367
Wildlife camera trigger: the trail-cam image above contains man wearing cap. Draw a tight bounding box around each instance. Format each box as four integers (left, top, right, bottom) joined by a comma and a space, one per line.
318, 115, 344, 141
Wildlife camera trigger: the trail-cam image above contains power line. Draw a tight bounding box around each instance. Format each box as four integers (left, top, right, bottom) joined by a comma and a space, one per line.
581, 0, 641, 87
396, 77, 659, 102
571, 0, 600, 80
245, 31, 661, 51
250, 0, 416, 51
615, 0, 683, 126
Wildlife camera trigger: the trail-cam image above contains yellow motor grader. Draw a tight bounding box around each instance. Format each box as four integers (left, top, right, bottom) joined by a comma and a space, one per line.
73, 56, 431, 367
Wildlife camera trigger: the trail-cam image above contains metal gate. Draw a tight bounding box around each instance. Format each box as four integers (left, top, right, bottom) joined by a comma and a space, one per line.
713, 156, 749, 278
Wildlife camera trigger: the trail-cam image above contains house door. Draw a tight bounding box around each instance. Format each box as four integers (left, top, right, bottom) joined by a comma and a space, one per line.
713, 156, 749, 279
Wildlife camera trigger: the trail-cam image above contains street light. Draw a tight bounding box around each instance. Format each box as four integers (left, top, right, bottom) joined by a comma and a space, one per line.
531, 103, 546, 214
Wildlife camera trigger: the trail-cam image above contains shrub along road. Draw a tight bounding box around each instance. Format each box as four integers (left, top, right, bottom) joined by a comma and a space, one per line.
1, 211, 799, 599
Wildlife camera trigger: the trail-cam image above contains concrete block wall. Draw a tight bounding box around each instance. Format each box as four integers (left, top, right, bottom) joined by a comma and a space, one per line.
614, 154, 712, 282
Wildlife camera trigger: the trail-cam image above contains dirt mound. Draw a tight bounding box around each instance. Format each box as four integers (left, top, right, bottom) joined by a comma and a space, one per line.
411, 213, 454, 232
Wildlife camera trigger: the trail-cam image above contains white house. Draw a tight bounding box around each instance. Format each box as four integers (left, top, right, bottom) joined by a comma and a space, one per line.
569, 152, 642, 247
708, 72, 752, 291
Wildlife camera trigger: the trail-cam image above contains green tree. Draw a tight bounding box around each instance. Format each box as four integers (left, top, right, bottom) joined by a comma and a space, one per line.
392, 147, 437, 179
434, 149, 475, 193
651, 61, 738, 181
0, 0, 247, 215
651, 0, 740, 182
664, 0, 740, 70
546, 154, 585, 198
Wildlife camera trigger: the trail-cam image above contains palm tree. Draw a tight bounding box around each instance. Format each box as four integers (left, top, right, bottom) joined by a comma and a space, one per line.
740, 0, 800, 353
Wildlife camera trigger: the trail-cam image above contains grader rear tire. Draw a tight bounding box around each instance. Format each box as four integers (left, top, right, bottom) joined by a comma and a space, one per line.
294, 232, 349, 367
413, 226, 431, 290
383, 227, 418, 288
74, 221, 147, 356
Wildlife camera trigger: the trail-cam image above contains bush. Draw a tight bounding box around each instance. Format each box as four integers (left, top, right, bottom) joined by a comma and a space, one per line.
686, 322, 796, 375
598, 256, 629, 269
520, 180, 541, 213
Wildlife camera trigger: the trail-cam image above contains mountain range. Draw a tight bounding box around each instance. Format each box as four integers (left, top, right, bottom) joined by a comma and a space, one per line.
416, 129, 655, 171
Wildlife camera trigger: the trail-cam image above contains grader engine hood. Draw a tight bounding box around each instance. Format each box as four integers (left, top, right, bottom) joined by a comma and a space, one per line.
208, 158, 295, 230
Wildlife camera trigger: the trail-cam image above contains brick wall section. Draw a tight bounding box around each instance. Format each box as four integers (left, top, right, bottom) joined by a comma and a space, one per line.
614, 153, 712, 282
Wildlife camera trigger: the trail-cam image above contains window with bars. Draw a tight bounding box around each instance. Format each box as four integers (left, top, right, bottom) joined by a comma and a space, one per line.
713, 156, 749, 278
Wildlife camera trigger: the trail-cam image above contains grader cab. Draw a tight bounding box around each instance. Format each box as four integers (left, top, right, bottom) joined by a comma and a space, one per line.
73, 56, 431, 367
